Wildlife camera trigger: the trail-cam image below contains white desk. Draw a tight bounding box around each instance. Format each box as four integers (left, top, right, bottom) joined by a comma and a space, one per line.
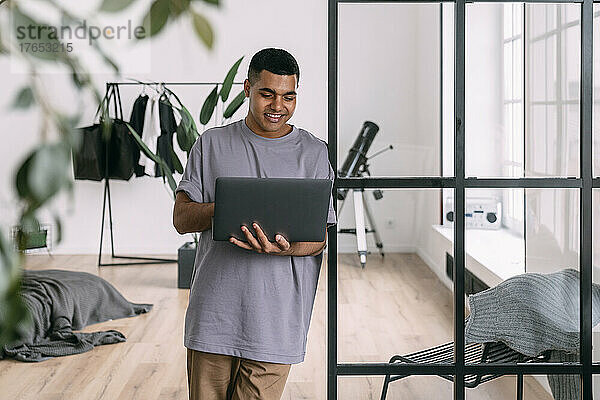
432, 225, 525, 287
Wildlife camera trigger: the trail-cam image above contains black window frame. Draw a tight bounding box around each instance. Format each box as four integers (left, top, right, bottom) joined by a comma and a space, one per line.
327, 0, 595, 398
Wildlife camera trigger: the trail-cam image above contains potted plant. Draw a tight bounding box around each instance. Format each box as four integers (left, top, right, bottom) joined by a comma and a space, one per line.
126, 56, 247, 289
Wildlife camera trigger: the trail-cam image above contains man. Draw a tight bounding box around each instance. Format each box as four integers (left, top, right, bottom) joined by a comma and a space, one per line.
173, 48, 336, 400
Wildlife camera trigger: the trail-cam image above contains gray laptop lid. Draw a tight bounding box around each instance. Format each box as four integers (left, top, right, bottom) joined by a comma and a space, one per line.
212, 177, 332, 242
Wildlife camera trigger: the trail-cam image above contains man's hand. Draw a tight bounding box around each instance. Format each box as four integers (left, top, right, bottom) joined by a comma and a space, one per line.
229, 223, 293, 255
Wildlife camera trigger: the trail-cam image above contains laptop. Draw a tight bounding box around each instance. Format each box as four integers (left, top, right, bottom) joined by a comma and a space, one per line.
212, 177, 332, 242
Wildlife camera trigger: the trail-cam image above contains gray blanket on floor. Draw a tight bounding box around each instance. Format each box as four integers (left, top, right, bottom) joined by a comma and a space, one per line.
464, 268, 600, 400
1, 269, 152, 362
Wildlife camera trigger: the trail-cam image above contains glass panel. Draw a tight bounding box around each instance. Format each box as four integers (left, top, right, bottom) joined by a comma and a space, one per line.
592, 190, 600, 363
466, 375, 554, 400
526, 189, 579, 274
465, 3, 580, 178
531, 4, 549, 38
531, 39, 547, 102
593, 3, 600, 177
338, 3, 443, 178
337, 190, 453, 363
595, 375, 600, 398
442, 2, 454, 178
338, 375, 453, 399
461, 188, 580, 365
505, 42, 514, 99
526, 4, 580, 178
514, 37, 523, 99
465, 3, 506, 178
504, 3, 513, 39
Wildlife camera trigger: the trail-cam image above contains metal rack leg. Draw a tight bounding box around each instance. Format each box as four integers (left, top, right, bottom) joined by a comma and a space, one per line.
98, 178, 176, 266
98, 179, 108, 266
516, 374, 523, 400
106, 178, 116, 257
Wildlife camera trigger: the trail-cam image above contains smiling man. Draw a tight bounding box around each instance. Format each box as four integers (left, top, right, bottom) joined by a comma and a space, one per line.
173, 48, 336, 400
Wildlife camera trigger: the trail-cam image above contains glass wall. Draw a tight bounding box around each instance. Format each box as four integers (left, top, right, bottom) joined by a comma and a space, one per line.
332, 1, 592, 398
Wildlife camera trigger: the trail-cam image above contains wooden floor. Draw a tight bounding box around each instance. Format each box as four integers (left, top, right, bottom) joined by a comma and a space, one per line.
0, 252, 553, 400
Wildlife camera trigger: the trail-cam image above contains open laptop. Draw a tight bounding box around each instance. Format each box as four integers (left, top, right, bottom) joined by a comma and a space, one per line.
212, 177, 332, 242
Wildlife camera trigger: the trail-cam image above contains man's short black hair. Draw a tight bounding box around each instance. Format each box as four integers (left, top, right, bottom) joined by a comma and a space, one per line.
247, 48, 300, 86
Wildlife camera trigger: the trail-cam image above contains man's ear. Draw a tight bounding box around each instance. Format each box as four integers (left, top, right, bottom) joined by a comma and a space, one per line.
244, 79, 250, 97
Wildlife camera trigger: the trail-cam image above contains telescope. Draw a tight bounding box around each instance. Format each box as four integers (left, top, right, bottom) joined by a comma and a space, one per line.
336, 121, 393, 268
337, 121, 388, 201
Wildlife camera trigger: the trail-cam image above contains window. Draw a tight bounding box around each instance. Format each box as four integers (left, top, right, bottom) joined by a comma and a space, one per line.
502, 3, 524, 235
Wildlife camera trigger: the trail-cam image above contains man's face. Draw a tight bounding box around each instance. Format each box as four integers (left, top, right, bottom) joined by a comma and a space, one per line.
244, 70, 297, 135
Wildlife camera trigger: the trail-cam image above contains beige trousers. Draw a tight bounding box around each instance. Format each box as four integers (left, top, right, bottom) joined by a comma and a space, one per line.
187, 348, 291, 400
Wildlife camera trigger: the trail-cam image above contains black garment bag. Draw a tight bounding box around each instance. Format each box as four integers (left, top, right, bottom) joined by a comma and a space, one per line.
73, 84, 138, 181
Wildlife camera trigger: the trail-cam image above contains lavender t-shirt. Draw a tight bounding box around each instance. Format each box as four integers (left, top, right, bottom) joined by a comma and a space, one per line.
176, 119, 336, 364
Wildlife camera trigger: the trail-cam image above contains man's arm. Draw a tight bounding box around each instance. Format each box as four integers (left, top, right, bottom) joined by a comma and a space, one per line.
283, 231, 327, 256
172, 191, 214, 234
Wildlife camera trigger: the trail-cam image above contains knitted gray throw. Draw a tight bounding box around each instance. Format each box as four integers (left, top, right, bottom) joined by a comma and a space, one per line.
1, 269, 152, 362
464, 268, 600, 400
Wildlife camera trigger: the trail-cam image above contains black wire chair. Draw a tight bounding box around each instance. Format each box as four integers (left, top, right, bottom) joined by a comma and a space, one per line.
380, 341, 550, 400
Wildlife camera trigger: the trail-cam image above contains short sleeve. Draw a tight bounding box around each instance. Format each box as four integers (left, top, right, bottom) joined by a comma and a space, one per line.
175, 137, 204, 203
317, 143, 337, 228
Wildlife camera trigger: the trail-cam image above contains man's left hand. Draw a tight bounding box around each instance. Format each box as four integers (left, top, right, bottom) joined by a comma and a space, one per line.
229, 223, 292, 255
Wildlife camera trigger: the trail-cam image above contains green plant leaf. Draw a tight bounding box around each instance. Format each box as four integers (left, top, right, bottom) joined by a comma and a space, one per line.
141, 0, 170, 38
27, 143, 71, 205
166, 169, 177, 195
171, 147, 183, 174
20, 214, 41, 234
89, 39, 120, 73
0, 226, 33, 346
199, 85, 218, 125
99, 0, 135, 12
182, 105, 199, 137
170, 0, 191, 16
11, 86, 34, 109
126, 123, 160, 164
12, 8, 64, 62
15, 143, 71, 209
0, 29, 7, 54
191, 10, 213, 49
0, 228, 18, 296
176, 109, 189, 150
219, 56, 244, 102
15, 154, 34, 205
0, 253, 32, 347
176, 121, 191, 153
126, 123, 177, 196
223, 90, 246, 119
53, 213, 62, 244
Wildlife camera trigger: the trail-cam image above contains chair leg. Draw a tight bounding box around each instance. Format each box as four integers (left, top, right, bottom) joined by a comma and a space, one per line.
516, 374, 523, 400
380, 374, 390, 400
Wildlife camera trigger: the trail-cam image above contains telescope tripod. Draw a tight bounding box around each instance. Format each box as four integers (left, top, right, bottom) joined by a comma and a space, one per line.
338, 189, 384, 268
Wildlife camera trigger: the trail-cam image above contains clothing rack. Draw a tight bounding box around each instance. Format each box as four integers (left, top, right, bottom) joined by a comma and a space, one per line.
98, 80, 244, 267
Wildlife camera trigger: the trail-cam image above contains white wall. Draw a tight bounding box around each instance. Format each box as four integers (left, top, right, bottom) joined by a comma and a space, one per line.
0, 1, 506, 261
1, 0, 330, 255
337, 3, 440, 254
0, 1, 449, 256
